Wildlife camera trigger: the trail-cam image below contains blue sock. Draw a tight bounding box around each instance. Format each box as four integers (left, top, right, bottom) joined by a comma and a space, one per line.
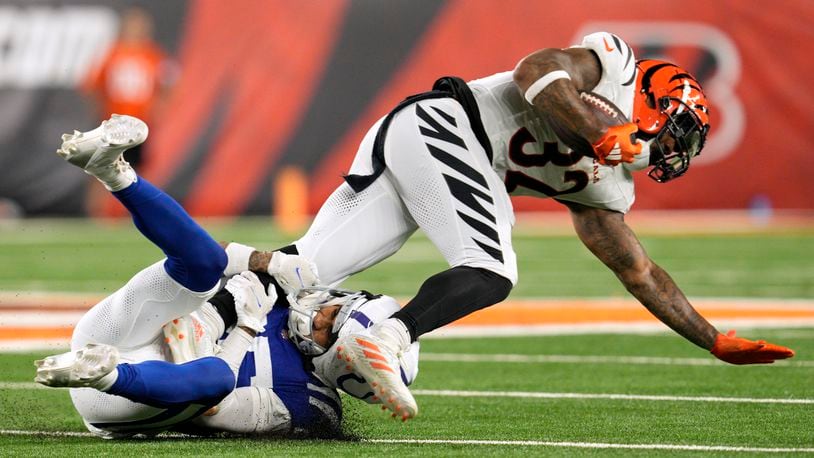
113, 178, 227, 292
107, 357, 235, 409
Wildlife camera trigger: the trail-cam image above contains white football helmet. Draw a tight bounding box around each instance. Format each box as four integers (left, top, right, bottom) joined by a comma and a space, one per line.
287, 286, 420, 403
287, 286, 382, 356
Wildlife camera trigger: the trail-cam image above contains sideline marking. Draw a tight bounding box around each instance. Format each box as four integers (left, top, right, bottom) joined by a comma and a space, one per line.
412, 389, 814, 405
0, 430, 811, 453
421, 352, 814, 367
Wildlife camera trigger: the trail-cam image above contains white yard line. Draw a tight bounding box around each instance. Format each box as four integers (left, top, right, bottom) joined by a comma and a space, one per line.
6, 381, 810, 405
364, 439, 814, 453
421, 352, 814, 367
0, 382, 46, 390
0, 429, 810, 453
412, 389, 814, 405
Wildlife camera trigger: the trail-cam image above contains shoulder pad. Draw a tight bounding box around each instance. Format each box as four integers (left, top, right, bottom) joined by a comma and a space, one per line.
575, 32, 636, 88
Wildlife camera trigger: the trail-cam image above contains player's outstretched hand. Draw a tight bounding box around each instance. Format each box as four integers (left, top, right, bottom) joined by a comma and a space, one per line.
267, 251, 319, 294
225, 271, 277, 333
710, 330, 795, 365
592, 123, 642, 165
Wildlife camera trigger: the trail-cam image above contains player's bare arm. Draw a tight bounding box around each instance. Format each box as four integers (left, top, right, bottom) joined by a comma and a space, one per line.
513, 48, 604, 144
565, 201, 718, 349
248, 249, 272, 272
220, 242, 319, 293
513, 47, 641, 164
566, 202, 795, 364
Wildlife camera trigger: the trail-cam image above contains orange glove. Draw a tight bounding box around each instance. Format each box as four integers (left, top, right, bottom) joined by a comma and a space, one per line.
710, 330, 795, 365
592, 123, 642, 165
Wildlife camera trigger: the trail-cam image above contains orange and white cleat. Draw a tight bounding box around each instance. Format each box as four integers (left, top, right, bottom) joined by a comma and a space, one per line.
334, 333, 418, 421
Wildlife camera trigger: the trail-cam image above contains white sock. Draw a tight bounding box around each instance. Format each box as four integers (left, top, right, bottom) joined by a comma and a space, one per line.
91, 367, 119, 392
89, 158, 137, 192
373, 318, 412, 354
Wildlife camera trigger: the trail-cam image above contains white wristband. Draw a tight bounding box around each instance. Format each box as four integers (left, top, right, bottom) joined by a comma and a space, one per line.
524, 70, 571, 104
224, 242, 256, 277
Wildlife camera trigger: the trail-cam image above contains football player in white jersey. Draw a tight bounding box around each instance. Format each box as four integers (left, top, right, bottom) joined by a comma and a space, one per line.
286, 31, 794, 420
34, 115, 339, 438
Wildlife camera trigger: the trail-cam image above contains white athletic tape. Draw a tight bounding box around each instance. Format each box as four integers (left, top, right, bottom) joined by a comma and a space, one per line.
524, 70, 571, 104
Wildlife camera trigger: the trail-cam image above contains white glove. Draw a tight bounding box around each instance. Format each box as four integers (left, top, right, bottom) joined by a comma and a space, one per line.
267, 251, 319, 294
224, 271, 277, 333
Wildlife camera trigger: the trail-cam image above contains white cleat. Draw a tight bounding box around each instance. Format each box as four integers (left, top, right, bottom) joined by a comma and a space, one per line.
34, 343, 119, 388
334, 334, 418, 421
56, 114, 147, 190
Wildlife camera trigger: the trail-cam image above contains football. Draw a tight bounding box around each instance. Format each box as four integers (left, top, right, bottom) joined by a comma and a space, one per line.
579, 91, 629, 125
547, 91, 629, 156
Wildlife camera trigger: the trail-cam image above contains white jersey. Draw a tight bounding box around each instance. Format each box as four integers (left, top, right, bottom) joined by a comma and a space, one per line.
470, 32, 638, 213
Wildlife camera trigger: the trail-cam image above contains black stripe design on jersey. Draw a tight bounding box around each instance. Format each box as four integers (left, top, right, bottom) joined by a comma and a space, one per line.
432, 106, 457, 126
442, 174, 495, 223
611, 34, 623, 55
427, 143, 488, 188
474, 238, 504, 263
622, 70, 636, 87
458, 210, 500, 245
416, 104, 467, 149
623, 42, 633, 70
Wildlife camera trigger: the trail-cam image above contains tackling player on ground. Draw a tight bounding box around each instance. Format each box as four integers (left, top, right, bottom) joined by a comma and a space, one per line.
33, 115, 347, 437
285, 32, 794, 420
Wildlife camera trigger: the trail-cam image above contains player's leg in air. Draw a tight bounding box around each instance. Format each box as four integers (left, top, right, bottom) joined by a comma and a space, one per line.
293, 97, 517, 420
34, 115, 259, 438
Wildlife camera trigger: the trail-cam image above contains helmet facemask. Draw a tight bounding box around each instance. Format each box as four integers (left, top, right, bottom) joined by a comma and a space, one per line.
646, 97, 709, 183
287, 287, 378, 356
633, 59, 710, 183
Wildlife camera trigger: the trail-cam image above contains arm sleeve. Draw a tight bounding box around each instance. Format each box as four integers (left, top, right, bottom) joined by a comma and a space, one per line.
193, 386, 292, 434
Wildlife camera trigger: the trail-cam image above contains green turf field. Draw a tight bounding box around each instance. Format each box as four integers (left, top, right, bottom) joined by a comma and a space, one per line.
2, 333, 813, 456
1, 217, 812, 298
0, 218, 812, 455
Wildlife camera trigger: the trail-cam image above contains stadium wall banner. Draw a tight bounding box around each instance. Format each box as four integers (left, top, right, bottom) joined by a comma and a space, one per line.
0, 0, 812, 216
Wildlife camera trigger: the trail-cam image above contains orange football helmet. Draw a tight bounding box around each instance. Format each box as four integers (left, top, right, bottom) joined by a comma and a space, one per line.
633, 59, 710, 182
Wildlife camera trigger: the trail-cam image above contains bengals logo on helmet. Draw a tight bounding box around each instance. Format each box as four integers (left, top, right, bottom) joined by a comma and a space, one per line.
634, 59, 711, 183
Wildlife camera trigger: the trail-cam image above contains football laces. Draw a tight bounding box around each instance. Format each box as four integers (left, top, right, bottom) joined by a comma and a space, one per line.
580, 92, 618, 118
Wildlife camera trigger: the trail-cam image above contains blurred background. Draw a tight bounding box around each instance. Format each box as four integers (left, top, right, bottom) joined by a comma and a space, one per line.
0, 0, 812, 220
